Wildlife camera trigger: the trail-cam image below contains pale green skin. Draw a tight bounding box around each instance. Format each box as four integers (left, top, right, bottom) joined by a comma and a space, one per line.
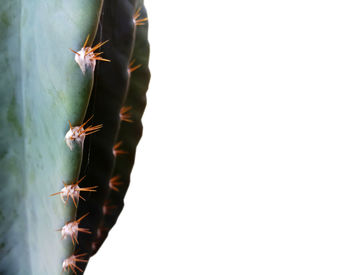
0, 1, 103, 274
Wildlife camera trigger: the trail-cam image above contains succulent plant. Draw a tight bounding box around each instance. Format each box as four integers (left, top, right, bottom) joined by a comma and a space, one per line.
0, 0, 150, 274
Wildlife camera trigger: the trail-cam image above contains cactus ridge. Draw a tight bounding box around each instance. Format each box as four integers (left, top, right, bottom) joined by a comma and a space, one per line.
88, 0, 151, 256
74, 0, 144, 272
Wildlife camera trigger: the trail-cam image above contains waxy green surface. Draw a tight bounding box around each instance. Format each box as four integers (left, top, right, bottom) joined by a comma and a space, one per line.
0, 1, 103, 274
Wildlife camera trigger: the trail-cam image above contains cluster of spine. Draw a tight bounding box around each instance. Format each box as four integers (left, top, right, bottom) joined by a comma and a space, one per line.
49, 37, 109, 274
48, 6, 148, 273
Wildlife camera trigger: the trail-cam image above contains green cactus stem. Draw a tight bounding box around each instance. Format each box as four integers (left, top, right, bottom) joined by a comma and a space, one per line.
0, 0, 150, 274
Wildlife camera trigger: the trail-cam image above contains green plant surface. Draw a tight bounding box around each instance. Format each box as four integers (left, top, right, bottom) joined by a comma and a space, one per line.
0, 1, 150, 274
0, 1, 102, 274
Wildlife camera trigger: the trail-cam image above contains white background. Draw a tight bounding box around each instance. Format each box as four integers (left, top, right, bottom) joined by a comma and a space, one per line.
86, 0, 350, 274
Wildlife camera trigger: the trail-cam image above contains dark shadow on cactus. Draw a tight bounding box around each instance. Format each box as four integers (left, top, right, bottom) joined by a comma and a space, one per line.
76, 0, 150, 273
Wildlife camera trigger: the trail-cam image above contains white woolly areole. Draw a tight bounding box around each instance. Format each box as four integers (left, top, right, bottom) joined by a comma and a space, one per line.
62, 255, 76, 271
96, 228, 103, 238
74, 47, 96, 74
102, 204, 110, 215
65, 126, 85, 150
61, 221, 79, 240
59, 185, 80, 204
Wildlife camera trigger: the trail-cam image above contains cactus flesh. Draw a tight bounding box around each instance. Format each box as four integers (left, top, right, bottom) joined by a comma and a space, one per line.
0, 0, 150, 274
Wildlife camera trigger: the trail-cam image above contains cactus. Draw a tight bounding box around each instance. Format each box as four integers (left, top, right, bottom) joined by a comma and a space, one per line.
0, 0, 150, 274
